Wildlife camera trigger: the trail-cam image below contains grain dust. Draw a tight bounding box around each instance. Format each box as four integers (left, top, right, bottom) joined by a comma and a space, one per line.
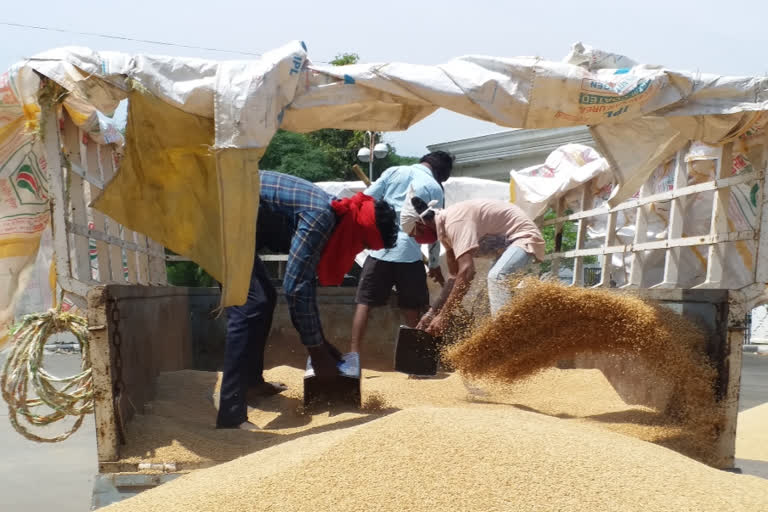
444, 278, 723, 463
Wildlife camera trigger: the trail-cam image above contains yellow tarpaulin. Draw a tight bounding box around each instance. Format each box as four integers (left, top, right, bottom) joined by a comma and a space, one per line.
92, 91, 261, 305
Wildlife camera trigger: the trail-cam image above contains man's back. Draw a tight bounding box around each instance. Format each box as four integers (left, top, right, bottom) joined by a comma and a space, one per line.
256, 171, 333, 253
365, 163, 443, 263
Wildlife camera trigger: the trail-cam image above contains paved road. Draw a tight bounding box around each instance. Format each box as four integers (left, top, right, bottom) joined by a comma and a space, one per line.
0, 350, 766, 511
740, 353, 768, 412
0, 350, 96, 512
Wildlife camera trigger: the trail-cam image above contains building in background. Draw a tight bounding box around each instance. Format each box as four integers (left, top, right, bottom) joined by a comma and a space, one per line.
427, 127, 594, 181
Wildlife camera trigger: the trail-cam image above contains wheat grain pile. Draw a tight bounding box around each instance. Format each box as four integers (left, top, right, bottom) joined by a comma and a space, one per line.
120, 364, 715, 467
105, 406, 768, 512
444, 278, 722, 462
736, 401, 768, 478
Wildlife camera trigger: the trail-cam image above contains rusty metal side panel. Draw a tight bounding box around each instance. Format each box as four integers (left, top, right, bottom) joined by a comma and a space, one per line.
718, 307, 746, 469
88, 285, 223, 465
86, 285, 119, 462
568, 288, 740, 468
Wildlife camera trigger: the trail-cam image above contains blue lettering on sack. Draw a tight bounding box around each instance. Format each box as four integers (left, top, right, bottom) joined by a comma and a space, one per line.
605, 106, 629, 118
289, 55, 303, 75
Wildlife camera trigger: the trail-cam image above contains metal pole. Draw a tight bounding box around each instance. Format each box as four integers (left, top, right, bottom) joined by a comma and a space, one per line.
368, 131, 374, 181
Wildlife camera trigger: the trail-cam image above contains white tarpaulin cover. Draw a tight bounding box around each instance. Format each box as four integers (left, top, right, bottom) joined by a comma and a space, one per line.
2, 40, 768, 343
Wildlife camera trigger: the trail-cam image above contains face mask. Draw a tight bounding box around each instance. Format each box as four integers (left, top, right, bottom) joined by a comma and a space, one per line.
414, 228, 437, 245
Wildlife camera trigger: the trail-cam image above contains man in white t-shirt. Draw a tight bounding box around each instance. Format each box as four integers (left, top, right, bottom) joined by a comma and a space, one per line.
400, 187, 545, 336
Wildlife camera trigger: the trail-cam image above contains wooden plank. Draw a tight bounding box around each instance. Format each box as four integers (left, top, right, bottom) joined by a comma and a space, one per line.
545, 230, 755, 259
147, 239, 168, 285
84, 136, 111, 283
541, 171, 758, 226
623, 181, 652, 288
596, 210, 617, 288
86, 286, 120, 462
655, 148, 689, 288
122, 227, 139, 284
572, 182, 594, 286
754, 139, 768, 284
550, 197, 565, 280
61, 118, 91, 284
134, 234, 150, 285
66, 221, 160, 255
697, 144, 733, 289
99, 146, 127, 283
42, 105, 74, 287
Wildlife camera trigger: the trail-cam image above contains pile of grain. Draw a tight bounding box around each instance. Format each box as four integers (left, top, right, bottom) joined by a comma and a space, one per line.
444, 278, 722, 461
736, 402, 768, 478
121, 365, 715, 467
105, 406, 768, 512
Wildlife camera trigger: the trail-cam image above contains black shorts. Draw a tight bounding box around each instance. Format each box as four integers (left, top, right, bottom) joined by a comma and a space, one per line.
355, 257, 429, 309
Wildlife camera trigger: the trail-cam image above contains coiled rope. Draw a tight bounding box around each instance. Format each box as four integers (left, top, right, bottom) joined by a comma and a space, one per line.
1, 310, 94, 442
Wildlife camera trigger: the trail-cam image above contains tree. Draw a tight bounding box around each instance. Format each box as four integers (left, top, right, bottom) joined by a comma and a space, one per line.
260, 52, 419, 183
259, 130, 338, 181
165, 249, 215, 287
329, 53, 359, 66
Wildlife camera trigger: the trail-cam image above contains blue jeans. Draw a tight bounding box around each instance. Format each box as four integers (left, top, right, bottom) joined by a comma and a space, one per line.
216, 255, 277, 428
487, 245, 533, 315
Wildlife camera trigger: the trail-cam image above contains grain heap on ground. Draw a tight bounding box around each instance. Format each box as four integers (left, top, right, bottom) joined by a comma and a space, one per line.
105, 406, 768, 512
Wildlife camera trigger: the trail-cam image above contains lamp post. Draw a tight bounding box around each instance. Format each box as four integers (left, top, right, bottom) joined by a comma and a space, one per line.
357, 131, 389, 181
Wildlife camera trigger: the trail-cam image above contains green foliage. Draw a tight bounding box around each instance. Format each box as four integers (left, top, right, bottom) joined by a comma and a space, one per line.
166, 260, 216, 287
259, 130, 338, 181
539, 208, 597, 273
259, 51, 419, 183
330, 53, 359, 66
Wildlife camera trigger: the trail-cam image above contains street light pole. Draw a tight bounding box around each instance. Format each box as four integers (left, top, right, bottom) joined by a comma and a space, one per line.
368, 131, 374, 182
357, 131, 389, 182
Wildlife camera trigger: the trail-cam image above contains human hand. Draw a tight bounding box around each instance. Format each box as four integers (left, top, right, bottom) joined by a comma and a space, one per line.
426, 314, 445, 337
428, 267, 445, 286
416, 309, 436, 331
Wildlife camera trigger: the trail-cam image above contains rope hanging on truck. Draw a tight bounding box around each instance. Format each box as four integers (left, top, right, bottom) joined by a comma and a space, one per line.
0, 310, 94, 442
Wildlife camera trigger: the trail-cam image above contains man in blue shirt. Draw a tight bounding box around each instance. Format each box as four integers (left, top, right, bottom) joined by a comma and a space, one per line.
349, 151, 453, 355
217, 171, 397, 430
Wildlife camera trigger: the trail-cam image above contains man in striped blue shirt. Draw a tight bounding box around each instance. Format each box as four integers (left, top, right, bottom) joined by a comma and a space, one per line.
217, 171, 397, 430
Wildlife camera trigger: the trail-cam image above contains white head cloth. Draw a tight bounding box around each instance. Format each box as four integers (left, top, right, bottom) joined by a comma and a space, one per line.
400, 185, 439, 234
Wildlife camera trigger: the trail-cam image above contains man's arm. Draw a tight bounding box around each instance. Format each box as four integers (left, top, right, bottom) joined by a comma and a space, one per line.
283, 213, 333, 347
426, 183, 445, 270
428, 242, 441, 268
426, 252, 475, 336
446, 248, 459, 276
416, 276, 454, 330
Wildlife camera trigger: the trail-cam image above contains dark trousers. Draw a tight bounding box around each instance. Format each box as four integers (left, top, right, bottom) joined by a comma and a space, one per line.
216, 256, 277, 428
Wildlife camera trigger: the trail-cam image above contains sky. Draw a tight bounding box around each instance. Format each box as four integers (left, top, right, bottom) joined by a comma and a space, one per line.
2, 0, 768, 156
